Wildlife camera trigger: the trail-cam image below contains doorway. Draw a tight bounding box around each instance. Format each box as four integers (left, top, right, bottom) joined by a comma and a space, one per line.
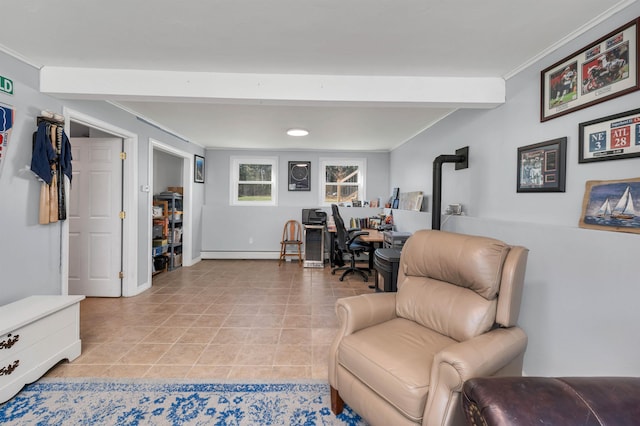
68, 135, 123, 297
149, 139, 193, 279
62, 108, 140, 297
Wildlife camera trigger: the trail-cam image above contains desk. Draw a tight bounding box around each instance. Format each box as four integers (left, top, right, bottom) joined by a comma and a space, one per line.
358, 229, 384, 244
328, 228, 384, 269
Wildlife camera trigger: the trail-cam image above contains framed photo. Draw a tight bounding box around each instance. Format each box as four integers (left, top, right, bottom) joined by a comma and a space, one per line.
540, 17, 639, 122
288, 161, 310, 191
194, 155, 205, 183
578, 107, 640, 163
579, 177, 640, 234
517, 137, 567, 192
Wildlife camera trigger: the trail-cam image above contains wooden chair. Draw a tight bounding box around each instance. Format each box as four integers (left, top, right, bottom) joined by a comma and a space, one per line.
279, 220, 303, 266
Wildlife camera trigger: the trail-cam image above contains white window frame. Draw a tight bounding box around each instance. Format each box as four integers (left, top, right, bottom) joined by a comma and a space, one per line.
319, 158, 366, 206
230, 156, 279, 206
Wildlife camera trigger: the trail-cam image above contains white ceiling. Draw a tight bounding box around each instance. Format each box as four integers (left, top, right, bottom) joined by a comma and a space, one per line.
0, 1, 632, 151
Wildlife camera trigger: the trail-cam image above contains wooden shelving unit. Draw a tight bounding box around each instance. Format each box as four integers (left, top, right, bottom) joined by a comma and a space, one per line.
154, 192, 183, 271
152, 200, 169, 275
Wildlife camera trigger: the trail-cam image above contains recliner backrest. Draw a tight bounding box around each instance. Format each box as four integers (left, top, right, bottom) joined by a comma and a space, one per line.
396, 230, 527, 341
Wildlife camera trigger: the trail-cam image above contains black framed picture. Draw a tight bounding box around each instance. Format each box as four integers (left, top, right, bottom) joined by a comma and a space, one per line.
194, 155, 205, 183
578, 107, 640, 163
288, 161, 310, 191
517, 137, 567, 193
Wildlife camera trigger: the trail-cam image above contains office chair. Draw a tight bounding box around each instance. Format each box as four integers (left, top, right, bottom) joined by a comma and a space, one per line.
278, 220, 303, 266
330, 204, 372, 281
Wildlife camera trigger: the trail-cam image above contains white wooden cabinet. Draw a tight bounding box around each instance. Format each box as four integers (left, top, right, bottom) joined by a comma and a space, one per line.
0, 295, 84, 403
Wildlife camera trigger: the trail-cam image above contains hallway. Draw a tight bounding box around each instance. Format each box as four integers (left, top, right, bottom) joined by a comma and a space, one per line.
47, 259, 374, 380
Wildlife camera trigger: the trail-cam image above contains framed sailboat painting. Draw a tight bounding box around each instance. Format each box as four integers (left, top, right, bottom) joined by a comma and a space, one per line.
579, 177, 640, 234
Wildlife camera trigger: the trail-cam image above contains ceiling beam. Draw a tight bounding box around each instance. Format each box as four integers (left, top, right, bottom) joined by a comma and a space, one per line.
40, 66, 504, 108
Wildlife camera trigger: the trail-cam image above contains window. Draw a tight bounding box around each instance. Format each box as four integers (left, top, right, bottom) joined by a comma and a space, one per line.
320, 158, 366, 205
230, 157, 278, 206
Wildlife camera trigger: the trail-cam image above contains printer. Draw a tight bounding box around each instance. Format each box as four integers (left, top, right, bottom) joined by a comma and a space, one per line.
302, 208, 327, 225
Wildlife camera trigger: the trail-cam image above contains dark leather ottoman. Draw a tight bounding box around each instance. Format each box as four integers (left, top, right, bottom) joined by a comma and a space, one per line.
462, 376, 640, 426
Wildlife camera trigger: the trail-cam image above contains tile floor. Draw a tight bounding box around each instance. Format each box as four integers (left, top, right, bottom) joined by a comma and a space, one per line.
47, 259, 374, 380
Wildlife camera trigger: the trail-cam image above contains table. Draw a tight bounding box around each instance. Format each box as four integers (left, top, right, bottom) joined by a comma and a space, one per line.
357, 229, 384, 244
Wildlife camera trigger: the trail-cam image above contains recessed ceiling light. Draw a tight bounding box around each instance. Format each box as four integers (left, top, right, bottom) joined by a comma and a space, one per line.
287, 128, 309, 137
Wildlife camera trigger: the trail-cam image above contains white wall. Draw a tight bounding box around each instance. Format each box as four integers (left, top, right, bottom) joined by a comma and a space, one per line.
390, 5, 640, 376
2, 4, 638, 377
153, 150, 183, 194
0, 51, 205, 305
0, 53, 63, 303
201, 149, 389, 256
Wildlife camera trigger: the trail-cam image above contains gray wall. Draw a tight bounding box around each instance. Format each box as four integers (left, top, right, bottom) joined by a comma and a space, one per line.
201, 150, 389, 254
1, 4, 638, 378
0, 52, 62, 303
153, 150, 183, 194
390, 4, 640, 376
0, 51, 205, 305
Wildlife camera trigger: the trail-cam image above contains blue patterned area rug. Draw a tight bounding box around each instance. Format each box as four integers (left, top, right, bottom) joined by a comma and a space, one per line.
0, 379, 366, 425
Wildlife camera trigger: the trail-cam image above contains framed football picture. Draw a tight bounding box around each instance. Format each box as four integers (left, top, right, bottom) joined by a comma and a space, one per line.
517, 137, 567, 193
540, 17, 639, 121
578, 107, 640, 163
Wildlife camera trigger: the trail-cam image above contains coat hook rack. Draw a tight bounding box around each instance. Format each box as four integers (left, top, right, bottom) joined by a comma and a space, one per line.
36, 110, 65, 125
32, 110, 71, 225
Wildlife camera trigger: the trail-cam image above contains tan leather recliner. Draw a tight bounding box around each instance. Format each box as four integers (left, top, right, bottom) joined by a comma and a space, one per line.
329, 229, 529, 426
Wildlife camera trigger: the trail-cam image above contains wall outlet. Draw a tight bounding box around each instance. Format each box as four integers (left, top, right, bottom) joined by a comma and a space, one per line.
249, 237, 254, 244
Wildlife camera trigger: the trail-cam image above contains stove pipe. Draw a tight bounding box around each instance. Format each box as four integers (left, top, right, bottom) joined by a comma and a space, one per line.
432, 148, 468, 230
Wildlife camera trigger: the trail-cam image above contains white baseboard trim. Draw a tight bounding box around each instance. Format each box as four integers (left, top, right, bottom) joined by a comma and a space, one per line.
126, 281, 151, 297
201, 251, 281, 260
183, 256, 202, 267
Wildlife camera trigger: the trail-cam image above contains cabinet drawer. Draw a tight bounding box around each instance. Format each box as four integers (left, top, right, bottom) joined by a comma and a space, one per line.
0, 321, 79, 389
0, 307, 77, 364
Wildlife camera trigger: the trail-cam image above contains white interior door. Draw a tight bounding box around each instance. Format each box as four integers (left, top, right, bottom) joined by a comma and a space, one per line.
68, 137, 123, 297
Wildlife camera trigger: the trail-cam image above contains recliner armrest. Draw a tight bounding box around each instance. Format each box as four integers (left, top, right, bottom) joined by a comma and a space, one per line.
335, 293, 397, 335
423, 327, 528, 426
329, 293, 397, 387
435, 327, 528, 382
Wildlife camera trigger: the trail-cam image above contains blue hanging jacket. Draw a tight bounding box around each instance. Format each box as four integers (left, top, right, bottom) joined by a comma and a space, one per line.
31, 122, 56, 184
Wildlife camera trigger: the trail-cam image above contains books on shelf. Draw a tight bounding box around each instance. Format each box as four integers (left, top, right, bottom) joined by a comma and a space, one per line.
349, 216, 384, 229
